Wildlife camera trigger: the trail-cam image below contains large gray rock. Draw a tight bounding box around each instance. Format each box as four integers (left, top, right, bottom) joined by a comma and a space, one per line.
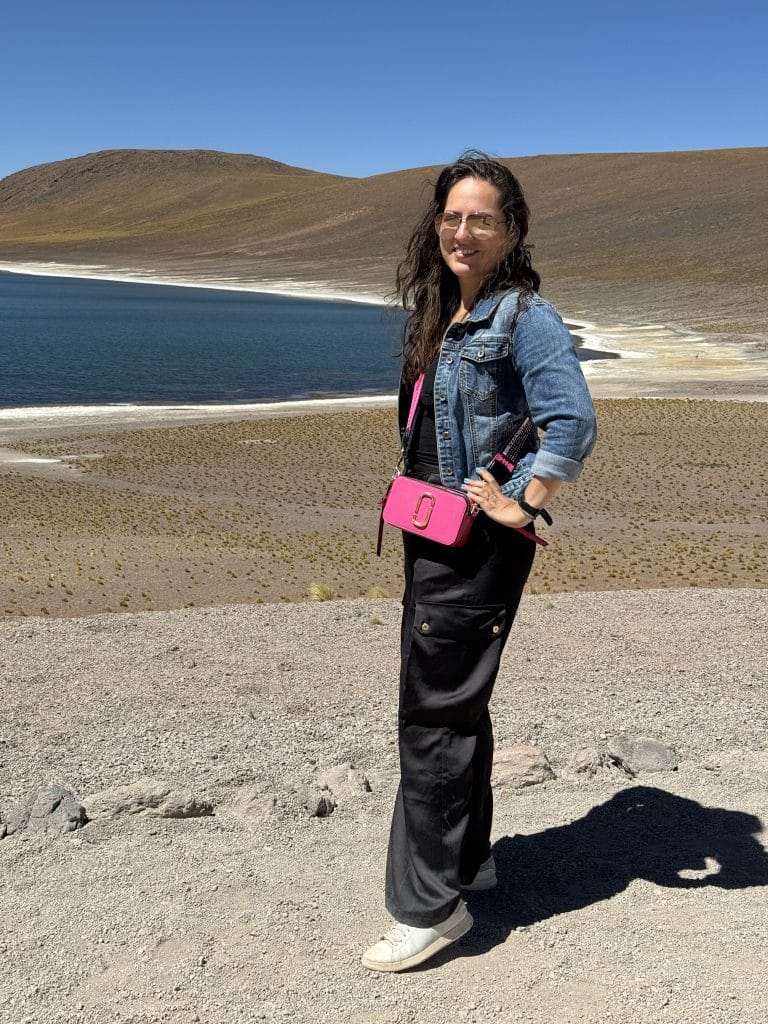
5, 784, 88, 836
608, 735, 678, 775
492, 744, 555, 789
83, 778, 214, 820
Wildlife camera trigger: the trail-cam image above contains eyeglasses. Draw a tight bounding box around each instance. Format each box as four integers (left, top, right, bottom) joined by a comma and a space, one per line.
434, 211, 505, 241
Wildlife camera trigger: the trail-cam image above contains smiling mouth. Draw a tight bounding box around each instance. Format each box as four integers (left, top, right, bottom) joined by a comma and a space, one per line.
453, 247, 478, 258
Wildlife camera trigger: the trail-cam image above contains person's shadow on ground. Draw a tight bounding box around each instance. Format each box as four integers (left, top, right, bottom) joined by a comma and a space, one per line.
457, 784, 768, 958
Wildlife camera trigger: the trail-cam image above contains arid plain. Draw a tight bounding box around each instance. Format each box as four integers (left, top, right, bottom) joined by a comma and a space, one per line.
1, 397, 766, 619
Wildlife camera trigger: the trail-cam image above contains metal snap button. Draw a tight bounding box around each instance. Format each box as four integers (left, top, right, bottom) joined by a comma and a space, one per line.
420, 622, 430, 633
492, 624, 501, 634
446, 355, 453, 363
478, 347, 485, 358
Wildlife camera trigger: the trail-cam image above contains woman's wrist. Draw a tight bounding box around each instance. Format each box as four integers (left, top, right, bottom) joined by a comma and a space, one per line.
497, 497, 534, 528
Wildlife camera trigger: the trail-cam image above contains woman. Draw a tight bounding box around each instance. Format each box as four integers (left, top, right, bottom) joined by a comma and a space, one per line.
362, 152, 597, 972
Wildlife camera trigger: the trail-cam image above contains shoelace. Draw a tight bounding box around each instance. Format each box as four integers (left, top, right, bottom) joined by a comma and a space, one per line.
381, 922, 413, 948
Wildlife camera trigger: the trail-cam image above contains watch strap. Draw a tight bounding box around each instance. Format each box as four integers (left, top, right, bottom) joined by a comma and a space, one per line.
517, 495, 554, 526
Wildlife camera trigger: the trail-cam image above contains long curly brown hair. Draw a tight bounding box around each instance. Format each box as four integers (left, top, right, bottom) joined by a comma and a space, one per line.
395, 151, 541, 383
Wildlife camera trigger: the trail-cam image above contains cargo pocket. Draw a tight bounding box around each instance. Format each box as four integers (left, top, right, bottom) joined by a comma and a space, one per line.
402, 602, 508, 724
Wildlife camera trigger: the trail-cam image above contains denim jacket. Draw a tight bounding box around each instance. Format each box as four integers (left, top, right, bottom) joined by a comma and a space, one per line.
401, 290, 597, 499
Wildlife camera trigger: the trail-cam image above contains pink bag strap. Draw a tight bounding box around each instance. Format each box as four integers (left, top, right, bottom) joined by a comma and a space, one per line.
512, 525, 548, 547
379, 374, 425, 557
405, 373, 425, 433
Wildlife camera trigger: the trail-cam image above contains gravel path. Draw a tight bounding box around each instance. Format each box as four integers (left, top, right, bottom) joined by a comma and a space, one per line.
1, 588, 767, 1023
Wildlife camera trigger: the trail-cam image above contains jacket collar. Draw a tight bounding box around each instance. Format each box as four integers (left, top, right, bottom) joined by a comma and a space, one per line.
467, 288, 519, 325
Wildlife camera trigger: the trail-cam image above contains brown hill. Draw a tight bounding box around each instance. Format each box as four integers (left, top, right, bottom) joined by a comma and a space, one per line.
0, 149, 346, 242
1, 147, 766, 335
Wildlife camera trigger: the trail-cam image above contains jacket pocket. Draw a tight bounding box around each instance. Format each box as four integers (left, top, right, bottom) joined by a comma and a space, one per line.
458, 339, 509, 400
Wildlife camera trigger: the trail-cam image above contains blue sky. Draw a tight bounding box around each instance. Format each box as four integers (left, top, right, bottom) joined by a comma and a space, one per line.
2, 0, 765, 180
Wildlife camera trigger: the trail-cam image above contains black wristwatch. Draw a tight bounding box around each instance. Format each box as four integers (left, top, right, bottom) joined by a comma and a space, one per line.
517, 495, 553, 526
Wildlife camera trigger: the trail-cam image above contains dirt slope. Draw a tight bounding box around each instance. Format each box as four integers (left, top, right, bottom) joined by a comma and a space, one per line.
1, 147, 766, 332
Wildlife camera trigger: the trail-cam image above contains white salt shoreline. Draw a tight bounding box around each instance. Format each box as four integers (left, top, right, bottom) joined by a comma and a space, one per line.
0, 260, 385, 306
0, 396, 402, 443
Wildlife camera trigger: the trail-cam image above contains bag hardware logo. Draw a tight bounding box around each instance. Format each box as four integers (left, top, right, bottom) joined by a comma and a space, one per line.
412, 492, 435, 529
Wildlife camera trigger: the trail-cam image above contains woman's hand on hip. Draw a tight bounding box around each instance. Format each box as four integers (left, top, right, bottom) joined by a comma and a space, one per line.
462, 468, 532, 528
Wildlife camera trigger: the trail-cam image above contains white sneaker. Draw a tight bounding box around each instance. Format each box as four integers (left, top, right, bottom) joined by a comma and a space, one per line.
462, 856, 497, 891
361, 900, 473, 972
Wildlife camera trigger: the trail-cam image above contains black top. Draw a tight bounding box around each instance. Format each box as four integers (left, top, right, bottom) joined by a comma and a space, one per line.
398, 353, 440, 482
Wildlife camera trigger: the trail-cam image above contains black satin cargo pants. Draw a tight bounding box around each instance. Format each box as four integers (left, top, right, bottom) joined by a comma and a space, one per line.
384, 512, 536, 928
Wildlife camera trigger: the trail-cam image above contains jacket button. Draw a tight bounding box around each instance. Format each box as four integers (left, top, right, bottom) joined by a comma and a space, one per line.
443, 431, 450, 439
440, 395, 447, 402
478, 348, 485, 357
492, 624, 501, 634
446, 356, 453, 364
420, 622, 430, 633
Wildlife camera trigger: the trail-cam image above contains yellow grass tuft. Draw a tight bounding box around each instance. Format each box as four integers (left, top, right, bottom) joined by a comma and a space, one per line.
308, 580, 336, 602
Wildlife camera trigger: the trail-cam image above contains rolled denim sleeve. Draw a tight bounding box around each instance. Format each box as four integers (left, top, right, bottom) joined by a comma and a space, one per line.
510, 300, 597, 482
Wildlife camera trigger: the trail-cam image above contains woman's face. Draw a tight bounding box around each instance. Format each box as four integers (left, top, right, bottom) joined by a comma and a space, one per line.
437, 177, 511, 296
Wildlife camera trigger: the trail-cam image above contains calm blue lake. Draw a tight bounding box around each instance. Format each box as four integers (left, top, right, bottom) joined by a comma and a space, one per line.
0, 272, 609, 409
0, 272, 404, 408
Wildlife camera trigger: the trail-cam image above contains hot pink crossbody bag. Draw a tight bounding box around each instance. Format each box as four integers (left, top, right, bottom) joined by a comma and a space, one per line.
377, 374, 548, 555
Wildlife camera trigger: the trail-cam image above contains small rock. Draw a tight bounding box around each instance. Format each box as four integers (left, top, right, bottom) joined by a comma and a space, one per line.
228, 785, 277, 822
492, 745, 555, 789
5, 784, 88, 836
317, 763, 372, 801
607, 735, 678, 775
567, 747, 603, 776
285, 779, 337, 818
156, 789, 213, 819
305, 788, 336, 818
83, 777, 213, 819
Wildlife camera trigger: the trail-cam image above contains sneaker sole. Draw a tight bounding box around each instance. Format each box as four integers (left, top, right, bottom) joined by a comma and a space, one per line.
361, 911, 473, 973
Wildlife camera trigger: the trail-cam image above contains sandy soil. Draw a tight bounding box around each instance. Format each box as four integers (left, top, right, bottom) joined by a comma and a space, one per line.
1, 589, 767, 1023
1, 399, 766, 620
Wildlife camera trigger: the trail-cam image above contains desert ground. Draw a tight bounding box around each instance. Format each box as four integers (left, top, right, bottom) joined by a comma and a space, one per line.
1, 589, 766, 1024
1, 395, 767, 1023
1, 398, 766, 619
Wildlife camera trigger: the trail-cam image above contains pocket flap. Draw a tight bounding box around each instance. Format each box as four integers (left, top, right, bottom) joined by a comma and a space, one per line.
460, 339, 509, 364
